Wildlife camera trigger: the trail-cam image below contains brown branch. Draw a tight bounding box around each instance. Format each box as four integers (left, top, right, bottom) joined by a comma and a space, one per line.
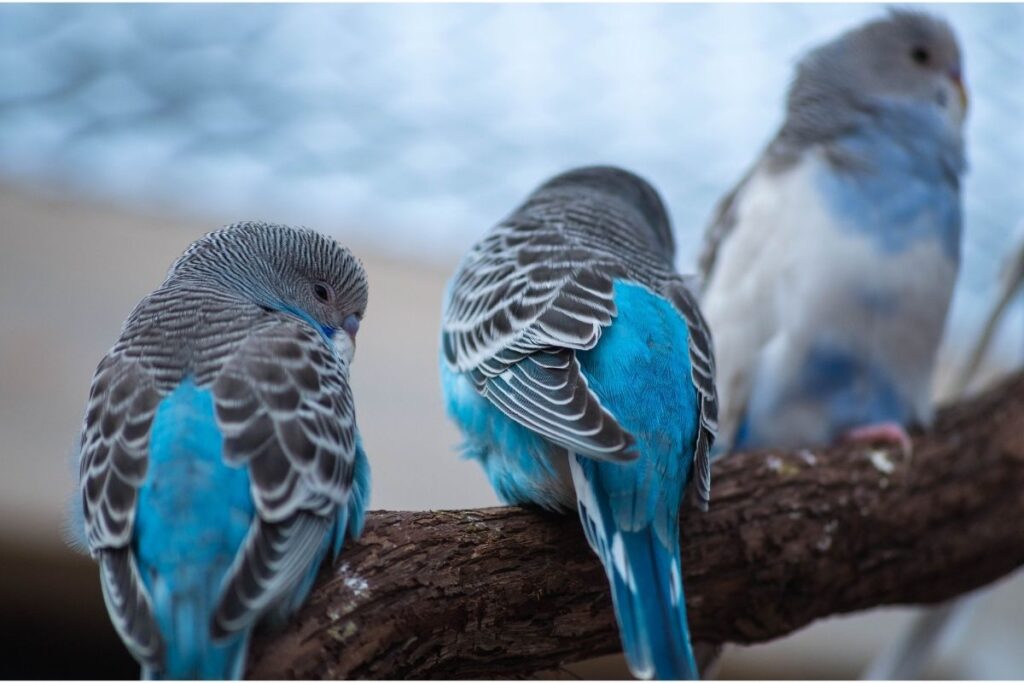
248, 370, 1024, 679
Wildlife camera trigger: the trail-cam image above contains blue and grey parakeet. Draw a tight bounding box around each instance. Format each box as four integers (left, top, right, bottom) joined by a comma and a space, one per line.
700, 10, 967, 453
440, 166, 718, 679
68, 222, 371, 679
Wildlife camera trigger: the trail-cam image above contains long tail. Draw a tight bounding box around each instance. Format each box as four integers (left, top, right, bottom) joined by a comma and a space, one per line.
570, 457, 699, 680
144, 573, 248, 680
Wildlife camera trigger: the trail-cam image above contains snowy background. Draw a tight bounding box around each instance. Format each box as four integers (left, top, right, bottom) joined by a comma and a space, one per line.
1, 3, 1022, 362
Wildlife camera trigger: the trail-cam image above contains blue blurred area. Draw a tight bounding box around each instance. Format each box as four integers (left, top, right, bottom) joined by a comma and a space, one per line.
0, 3, 1021, 359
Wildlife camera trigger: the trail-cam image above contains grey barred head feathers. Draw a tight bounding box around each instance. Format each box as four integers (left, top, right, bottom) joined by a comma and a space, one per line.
169, 222, 368, 339
526, 166, 676, 261
779, 10, 966, 154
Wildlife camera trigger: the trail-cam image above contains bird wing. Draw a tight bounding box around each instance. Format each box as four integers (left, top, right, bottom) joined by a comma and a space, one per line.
79, 353, 163, 551
78, 350, 165, 667
697, 165, 756, 286
209, 317, 358, 636
79, 313, 359, 648
442, 216, 637, 460
699, 145, 797, 446
664, 278, 719, 510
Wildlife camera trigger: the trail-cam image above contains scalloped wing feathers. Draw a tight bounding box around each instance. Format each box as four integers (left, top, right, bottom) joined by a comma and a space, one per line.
443, 215, 637, 460
442, 170, 717, 491
78, 290, 359, 662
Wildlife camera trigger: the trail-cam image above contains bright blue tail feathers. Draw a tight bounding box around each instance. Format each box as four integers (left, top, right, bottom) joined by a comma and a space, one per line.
612, 526, 698, 679
572, 455, 699, 680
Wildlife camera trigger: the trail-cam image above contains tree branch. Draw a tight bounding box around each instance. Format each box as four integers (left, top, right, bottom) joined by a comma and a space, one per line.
248, 370, 1024, 679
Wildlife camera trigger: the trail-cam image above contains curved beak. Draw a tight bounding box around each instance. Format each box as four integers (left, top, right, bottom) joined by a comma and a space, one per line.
341, 314, 360, 345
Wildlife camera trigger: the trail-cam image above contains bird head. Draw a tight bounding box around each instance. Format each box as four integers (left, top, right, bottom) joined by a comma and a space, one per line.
170, 222, 368, 363
795, 10, 968, 130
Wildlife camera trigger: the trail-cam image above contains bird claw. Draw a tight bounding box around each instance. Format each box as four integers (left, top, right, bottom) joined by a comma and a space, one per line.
841, 422, 913, 458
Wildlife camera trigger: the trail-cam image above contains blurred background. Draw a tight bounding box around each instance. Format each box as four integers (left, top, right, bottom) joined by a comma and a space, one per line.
1, 3, 1021, 678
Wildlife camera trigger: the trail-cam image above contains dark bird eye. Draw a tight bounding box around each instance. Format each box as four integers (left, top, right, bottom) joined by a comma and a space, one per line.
313, 283, 331, 302
911, 46, 930, 65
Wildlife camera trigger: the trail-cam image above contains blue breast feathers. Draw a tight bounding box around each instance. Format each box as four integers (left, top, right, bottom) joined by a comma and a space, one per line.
735, 342, 914, 450
816, 100, 963, 261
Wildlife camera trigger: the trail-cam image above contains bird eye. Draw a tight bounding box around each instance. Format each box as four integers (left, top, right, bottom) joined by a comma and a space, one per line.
910, 46, 930, 65
313, 283, 331, 303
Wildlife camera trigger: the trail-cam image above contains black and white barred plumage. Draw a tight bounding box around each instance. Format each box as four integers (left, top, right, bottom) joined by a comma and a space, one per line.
75, 222, 368, 669
442, 166, 718, 507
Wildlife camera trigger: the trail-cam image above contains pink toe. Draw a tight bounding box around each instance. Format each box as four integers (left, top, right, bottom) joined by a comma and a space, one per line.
842, 421, 913, 454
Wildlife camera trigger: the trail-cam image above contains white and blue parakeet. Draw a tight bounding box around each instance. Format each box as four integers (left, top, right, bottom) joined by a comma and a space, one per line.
68, 222, 371, 679
700, 10, 967, 453
440, 166, 718, 679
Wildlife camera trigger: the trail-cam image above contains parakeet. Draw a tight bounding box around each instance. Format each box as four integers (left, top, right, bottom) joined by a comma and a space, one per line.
68, 222, 371, 679
699, 10, 967, 453
440, 166, 717, 679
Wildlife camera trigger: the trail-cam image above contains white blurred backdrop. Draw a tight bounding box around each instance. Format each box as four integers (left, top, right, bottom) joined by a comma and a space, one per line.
1, 4, 1022, 356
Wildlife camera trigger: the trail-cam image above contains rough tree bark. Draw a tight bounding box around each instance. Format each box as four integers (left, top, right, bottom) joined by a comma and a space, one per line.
248, 370, 1024, 679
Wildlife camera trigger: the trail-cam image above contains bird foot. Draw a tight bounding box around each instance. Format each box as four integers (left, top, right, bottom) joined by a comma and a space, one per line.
841, 422, 913, 457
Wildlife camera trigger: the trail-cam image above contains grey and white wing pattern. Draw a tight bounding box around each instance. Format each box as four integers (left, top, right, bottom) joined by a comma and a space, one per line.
442, 218, 637, 461
78, 351, 165, 667
79, 352, 163, 552
696, 158, 783, 449
209, 316, 358, 636
78, 298, 360, 646
666, 278, 719, 510
698, 167, 756, 287
99, 547, 164, 666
